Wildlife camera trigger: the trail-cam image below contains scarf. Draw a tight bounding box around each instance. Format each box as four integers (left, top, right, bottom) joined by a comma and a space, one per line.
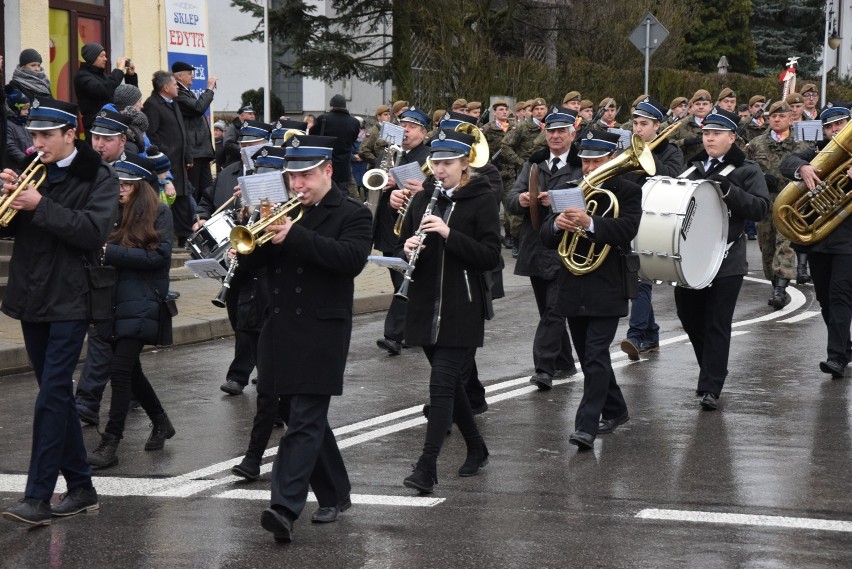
11, 66, 52, 99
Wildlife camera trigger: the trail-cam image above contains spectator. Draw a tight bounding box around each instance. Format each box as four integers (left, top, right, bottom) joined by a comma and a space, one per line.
142, 70, 193, 245
213, 120, 227, 172
223, 103, 255, 166
7, 49, 51, 103
172, 61, 216, 202
74, 43, 138, 137
4, 89, 33, 172
308, 94, 360, 197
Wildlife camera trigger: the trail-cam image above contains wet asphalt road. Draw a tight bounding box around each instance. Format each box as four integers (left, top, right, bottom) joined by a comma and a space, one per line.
1, 244, 851, 568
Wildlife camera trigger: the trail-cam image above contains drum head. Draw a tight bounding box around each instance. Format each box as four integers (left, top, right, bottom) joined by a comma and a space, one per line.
676, 180, 729, 288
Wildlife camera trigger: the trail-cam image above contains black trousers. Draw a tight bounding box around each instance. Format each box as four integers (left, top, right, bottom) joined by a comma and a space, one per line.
674, 274, 744, 397
170, 195, 195, 239
187, 158, 213, 203
381, 249, 407, 342
420, 346, 481, 464
225, 279, 259, 386
568, 316, 626, 435
270, 395, 350, 518
530, 275, 575, 375
243, 377, 285, 465
808, 253, 852, 365
105, 338, 165, 439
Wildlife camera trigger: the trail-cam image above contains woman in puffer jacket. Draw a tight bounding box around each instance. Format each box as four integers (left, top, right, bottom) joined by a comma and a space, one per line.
87, 154, 175, 469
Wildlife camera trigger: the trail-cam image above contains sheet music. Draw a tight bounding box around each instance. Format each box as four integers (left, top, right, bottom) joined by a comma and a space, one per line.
389, 163, 427, 188
379, 122, 405, 146
367, 255, 409, 272
608, 128, 633, 151
185, 258, 228, 279
549, 187, 586, 213
793, 120, 823, 142
240, 145, 263, 171
238, 171, 288, 207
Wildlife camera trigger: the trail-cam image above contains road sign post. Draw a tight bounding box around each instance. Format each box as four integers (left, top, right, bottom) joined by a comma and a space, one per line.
628, 12, 669, 95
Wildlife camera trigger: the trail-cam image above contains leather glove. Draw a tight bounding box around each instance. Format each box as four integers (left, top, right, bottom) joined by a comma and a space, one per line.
710, 174, 731, 196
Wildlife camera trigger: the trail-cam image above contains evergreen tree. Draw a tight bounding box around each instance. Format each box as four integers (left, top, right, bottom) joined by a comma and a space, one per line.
750, 0, 824, 76
683, 0, 756, 74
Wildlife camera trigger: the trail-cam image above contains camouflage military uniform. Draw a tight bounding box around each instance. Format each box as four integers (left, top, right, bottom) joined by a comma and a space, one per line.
481, 120, 516, 236
501, 120, 546, 238
743, 121, 767, 144
672, 118, 705, 166
358, 124, 390, 168
747, 131, 810, 280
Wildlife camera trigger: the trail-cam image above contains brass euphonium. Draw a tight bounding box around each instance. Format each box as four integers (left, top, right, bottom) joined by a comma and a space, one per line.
557, 134, 656, 275
0, 151, 47, 227
773, 120, 852, 245
229, 193, 304, 254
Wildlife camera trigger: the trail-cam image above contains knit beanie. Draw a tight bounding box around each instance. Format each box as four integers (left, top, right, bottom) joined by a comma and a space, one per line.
120, 106, 149, 133
330, 94, 347, 109
19, 49, 42, 67
146, 145, 172, 175
81, 43, 105, 65
113, 84, 142, 111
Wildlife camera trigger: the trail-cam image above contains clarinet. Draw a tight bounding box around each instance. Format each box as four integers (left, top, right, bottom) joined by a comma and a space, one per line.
394, 178, 444, 302
211, 256, 239, 308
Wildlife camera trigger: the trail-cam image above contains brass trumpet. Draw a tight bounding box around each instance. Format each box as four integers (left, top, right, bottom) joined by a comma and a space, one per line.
229, 193, 304, 254
0, 152, 47, 227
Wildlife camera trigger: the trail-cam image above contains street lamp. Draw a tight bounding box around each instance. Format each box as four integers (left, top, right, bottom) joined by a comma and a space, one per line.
821, 1, 839, 108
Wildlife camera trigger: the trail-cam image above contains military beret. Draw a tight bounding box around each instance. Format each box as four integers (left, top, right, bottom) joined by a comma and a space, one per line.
467, 101, 482, 111
598, 97, 616, 109
451, 98, 468, 110
785, 93, 804, 105
562, 91, 581, 104
432, 109, 447, 125
670, 96, 688, 109
531, 97, 547, 108
689, 90, 712, 105
799, 84, 818, 96
491, 99, 509, 110
514, 101, 529, 112
375, 104, 391, 117
766, 101, 791, 115
391, 100, 409, 115
749, 95, 766, 106
579, 99, 594, 111
717, 88, 736, 101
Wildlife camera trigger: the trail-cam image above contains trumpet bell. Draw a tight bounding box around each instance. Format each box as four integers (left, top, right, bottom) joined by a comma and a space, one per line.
228, 195, 304, 255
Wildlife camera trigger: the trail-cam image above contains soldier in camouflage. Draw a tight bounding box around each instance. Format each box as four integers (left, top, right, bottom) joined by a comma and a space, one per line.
665, 96, 689, 126
746, 101, 810, 309
743, 95, 768, 143
786, 93, 805, 123
619, 95, 647, 130
800, 84, 819, 120
357, 104, 392, 169
427, 109, 446, 141
591, 97, 618, 131
672, 89, 713, 165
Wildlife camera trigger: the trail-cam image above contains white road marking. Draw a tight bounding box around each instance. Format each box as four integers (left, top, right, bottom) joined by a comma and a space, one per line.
215, 489, 444, 507
635, 508, 852, 533
779, 310, 821, 323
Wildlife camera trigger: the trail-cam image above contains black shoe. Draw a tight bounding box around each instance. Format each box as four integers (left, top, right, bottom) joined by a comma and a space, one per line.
145, 412, 175, 450
376, 337, 402, 356
261, 507, 294, 543
471, 401, 489, 415
51, 486, 99, 517
403, 459, 437, 493
747, 233, 757, 240
620, 338, 640, 361
458, 441, 489, 477
700, 392, 718, 411
88, 432, 120, 469
231, 459, 260, 481
166, 290, 180, 301
796, 253, 811, 285
568, 430, 595, 450
530, 371, 553, 390
2, 498, 52, 526
76, 403, 99, 426
311, 496, 352, 523
768, 278, 791, 310
220, 380, 245, 395
553, 366, 578, 379
503, 236, 513, 249
638, 341, 659, 354
820, 359, 846, 379
511, 242, 519, 258
598, 412, 630, 435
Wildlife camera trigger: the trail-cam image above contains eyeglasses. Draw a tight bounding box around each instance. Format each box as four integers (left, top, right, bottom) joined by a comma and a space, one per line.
803, 93, 819, 98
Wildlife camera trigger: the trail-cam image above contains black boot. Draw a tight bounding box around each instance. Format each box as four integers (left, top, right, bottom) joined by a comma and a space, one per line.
768, 278, 791, 310
88, 432, 120, 469
231, 456, 261, 481
458, 438, 489, 477
145, 412, 175, 450
403, 456, 437, 493
796, 253, 811, 285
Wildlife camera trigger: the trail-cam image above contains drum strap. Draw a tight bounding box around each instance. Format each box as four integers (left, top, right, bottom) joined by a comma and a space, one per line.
678, 164, 736, 179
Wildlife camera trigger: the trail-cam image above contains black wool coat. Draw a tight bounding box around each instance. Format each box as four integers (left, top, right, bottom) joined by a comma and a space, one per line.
0, 142, 119, 322
507, 144, 583, 280
74, 64, 138, 132
143, 94, 191, 196
104, 203, 173, 344
309, 108, 361, 185
540, 176, 642, 318
395, 174, 502, 347
175, 83, 215, 160
238, 184, 372, 397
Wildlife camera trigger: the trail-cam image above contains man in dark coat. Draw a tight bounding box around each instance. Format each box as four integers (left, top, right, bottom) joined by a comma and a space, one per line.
0, 98, 118, 526
223, 103, 255, 166
143, 70, 193, 244
676, 108, 769, 411
172, 61, 216, 201
237, 135, 372, 543
73, 43, 137, 136
507, 107, 580, 390
540, 130, 642, 451
308, 94, 360, 197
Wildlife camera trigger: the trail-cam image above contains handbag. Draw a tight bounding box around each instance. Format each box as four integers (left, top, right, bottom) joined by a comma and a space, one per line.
619, 248, 640, 300
82, 255, 116, 322
150, 283, 178, 347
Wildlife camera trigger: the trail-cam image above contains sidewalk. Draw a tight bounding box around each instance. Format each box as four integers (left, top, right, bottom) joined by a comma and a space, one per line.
0, 253, 394, 376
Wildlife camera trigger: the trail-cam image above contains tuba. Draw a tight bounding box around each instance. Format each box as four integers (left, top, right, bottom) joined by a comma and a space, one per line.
773, 120, 852, 245
0, 152, 47, 227
557, 134, 656, 275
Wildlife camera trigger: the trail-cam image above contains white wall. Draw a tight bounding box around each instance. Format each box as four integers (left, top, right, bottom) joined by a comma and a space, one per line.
207, 0, 266, 113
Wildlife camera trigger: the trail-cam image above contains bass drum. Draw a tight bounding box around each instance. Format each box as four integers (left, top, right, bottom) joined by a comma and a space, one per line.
633, 176, 729, 289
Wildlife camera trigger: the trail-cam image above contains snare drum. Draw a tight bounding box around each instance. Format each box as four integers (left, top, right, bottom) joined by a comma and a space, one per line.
632, 176, 729, 289
186, 210, 236, 262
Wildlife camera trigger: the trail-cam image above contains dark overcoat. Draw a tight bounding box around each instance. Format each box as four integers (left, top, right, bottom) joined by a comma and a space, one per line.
143, 93, 191, 196
175, 83, 215, 160
309, 108, 361, 185
238, 184, 372, 396
395, 174, 502, 347
74, 64, 138, 132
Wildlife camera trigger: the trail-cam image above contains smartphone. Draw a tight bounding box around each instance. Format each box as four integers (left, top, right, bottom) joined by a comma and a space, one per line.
125, 59, 131, 69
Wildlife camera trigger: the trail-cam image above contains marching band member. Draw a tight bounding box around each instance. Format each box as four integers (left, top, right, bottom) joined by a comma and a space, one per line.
676, 108, 769, 410
398, 129, 501, 493
540, 131, 641, 450
239, 134, 372, 543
